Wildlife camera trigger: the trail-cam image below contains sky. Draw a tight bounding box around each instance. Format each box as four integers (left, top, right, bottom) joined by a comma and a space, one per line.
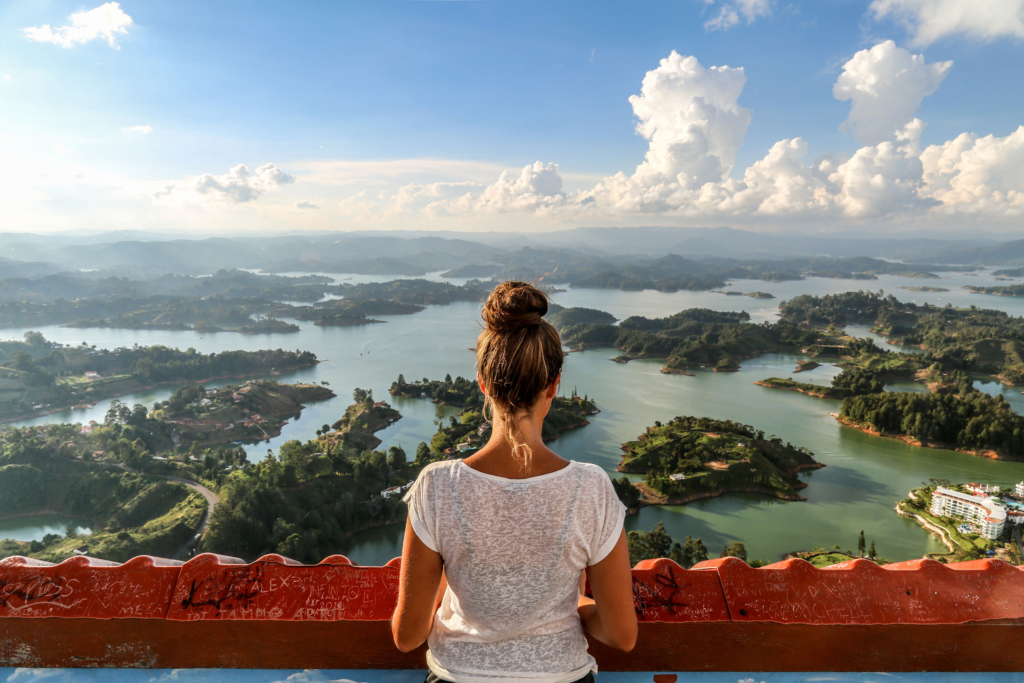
1, 0, 1023, 235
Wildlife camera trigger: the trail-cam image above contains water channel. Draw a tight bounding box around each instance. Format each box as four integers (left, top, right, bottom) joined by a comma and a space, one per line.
7, 269, 1024, 565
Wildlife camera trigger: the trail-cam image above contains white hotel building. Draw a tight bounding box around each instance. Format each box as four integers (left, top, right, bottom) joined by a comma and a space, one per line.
930, 487, 1007, 539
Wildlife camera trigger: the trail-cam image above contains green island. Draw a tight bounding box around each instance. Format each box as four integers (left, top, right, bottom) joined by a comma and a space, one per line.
330, 278, 495, 305
755, 367, 884, 400
0, 332, 319, 422
838, 388, 1024, 460
993, 268, 1024, 277
391, 374, 598, 459
964, 284, 1024, 297
711, 290, 775, 299
273, 298, 423, 326
895, 482, 1017, 563
545, 304, 618, 331
901, 286, 949, 292
560, 307, 823, 373
781, 290, 1024, 384
613, 416, 823, 509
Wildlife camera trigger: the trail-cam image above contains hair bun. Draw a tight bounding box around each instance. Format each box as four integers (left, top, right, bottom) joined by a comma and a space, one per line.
482, 281, 549, 334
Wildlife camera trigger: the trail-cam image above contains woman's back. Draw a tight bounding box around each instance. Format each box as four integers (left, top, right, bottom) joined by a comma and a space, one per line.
405, 459, 625, 681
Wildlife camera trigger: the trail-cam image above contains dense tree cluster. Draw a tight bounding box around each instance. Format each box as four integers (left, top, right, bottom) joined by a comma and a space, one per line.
626, 522, 710, 568
841, 391, 1024, 455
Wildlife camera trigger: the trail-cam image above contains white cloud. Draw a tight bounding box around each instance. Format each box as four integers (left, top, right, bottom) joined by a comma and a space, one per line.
53, 143, 72, 156
1, 75, 11, 83
582, 51, 751, 214
833, 41, 951, 145
921, 125, 1024, 213
186, 163, 295, 203
22, 2, 132, 49
705, 0, 771, 30
295, 200, 320, 209
870, 0, 1024, 46
123, 125, 152, 134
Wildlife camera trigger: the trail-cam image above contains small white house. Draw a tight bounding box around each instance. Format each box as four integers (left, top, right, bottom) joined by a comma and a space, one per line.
669, 473, 687, 482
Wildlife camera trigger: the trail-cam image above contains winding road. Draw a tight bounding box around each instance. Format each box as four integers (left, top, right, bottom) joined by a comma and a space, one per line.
116, 464, 219, 560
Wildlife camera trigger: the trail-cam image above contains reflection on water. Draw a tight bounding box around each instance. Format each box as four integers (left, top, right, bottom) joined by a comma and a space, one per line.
0, 514, 92, 542
7, 270, 1024, 564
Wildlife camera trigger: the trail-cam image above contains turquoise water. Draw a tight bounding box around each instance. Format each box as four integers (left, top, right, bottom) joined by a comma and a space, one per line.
8, 271, 1024, 564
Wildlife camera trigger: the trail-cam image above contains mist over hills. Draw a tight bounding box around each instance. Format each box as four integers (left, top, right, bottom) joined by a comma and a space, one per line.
0, 227, 1020, 279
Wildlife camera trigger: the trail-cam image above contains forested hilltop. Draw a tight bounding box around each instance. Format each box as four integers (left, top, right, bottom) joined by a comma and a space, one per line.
613, 416, 822, 508
0, 424, 206, 562
204, 389, 412, 562
0, 332, 318, 421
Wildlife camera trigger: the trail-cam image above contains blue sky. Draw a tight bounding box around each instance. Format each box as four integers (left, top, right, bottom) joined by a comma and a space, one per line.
1, 0, 1023, 234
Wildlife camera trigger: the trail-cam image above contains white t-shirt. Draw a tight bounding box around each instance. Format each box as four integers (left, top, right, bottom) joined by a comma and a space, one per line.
403, 459, 626, 683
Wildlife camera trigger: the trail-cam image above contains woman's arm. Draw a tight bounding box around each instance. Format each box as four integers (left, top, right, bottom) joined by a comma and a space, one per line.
392, 517, 444, 653
578, 529, 637, 652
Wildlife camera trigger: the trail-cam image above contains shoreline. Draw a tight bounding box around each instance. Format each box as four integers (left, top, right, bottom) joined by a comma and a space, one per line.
894, 501, 956, 554
830, 412, 1023, 461
632, 481, 807, 507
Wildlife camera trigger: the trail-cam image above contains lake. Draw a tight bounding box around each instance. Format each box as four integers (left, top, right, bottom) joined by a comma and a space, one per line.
7, 269, 1024, 564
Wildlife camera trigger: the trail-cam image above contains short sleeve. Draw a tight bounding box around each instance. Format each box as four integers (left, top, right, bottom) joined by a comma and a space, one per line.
589, 472, 627, 566
403, 467, 438, 553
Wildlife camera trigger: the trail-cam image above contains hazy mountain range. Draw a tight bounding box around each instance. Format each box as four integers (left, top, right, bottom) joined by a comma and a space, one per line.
0, 227, 1020, 279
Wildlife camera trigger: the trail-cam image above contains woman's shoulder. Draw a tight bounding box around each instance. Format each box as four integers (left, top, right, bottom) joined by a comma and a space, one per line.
571, 461, 616, 487
416, 459, 460, 482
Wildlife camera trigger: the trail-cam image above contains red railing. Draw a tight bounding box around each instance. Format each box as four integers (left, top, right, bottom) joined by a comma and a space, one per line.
2, 553, 1023, 670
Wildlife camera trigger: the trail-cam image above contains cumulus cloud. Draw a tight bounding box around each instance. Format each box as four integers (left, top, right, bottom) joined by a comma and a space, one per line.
123, 125, 152, 134
704, 0, 771, 31
295, 200, 320, 209
22, 2, 132, 49
921, 125, 1024, 213
579, 51, 752, 214
190, 163, 295, 203
870, 0, 1024, 46
833, 41, 951, 145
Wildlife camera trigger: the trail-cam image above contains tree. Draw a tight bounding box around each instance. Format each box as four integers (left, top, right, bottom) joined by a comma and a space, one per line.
672, 536, 696, 568
858, 530, 866, 556
720, 542, 748, 562
626, 522, 673, 565
868, 540, 877, 559
388, 445, 407, 469
415, 442, 430, 464
611, 476, 640, 509
693, 539, 709, 564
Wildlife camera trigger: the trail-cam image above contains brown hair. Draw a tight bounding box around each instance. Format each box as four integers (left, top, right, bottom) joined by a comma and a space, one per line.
476, 281, 564, 460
